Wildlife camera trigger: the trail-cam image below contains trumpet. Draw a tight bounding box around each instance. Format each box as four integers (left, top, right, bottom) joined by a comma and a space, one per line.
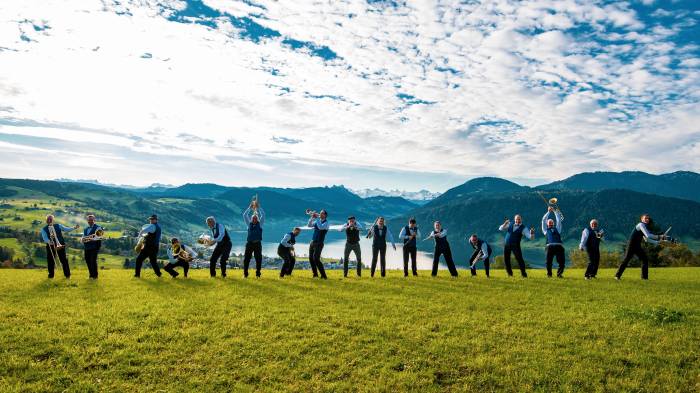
81, 228, 106, 243
197, 234, 215, 247
305, 209, 318, 217
594, 229, 605, 240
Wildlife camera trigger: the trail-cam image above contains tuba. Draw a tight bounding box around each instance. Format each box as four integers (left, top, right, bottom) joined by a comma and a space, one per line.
173, 245, 193, 263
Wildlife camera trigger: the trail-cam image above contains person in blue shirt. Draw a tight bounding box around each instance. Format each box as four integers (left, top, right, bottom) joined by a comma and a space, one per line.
134, 214, 162, 278
307, 209, 329, 279
468, 234, 492, 278
243, 203, 265, 278
542, 207, 565, 277
579, 219, 604, 279
615, 214, 662, 280
278, 227, 301, 277
40, 214, 79, 279
206, 216, 232, 278
81, 214, 103, 279
498, 215, 535, 278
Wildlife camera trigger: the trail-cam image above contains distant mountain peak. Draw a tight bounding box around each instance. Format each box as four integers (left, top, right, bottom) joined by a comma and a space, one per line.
350, 188, 441, 201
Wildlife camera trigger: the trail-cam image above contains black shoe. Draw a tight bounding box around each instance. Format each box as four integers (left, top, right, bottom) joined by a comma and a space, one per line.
557, 274, 563, 278
222, 274, 226, 278
48, 275, 54, 279
547, 274, 552, 278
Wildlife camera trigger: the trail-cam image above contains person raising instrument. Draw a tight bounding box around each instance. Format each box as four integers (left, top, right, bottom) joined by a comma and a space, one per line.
242, 202, 265, 278
206, 216, 232, 278
307, 209, 329, 279
615, 213, 662, 280
164, 237, 196, 278
340, 216, 363, 277
41, 214, 79, 279
366, 216, 396, 278
542, 207, 566, 278
81, 214, 102, 280
498, 214, 534, 278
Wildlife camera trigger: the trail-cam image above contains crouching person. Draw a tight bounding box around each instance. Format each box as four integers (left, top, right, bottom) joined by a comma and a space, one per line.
165, 237, 195, 278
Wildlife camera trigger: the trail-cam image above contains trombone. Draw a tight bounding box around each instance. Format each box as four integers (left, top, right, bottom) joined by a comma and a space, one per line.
538, 192, 564, 221
251, 194, 260, 216
47, 224, 63, 268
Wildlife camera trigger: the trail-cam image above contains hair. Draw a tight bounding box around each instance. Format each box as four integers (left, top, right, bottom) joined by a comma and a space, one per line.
433, 220, 441, 226
514, 214, 522, 220
293, 227, 301, 232
590, 219, 598, 225
86, 214, 95, 219
171, 237, 179, 243
640, 213, 650, 221
46, 214, 54, 220
470, 234, 477, 239
409, 218, 416, 224
206, 216, 215, 223
320, 209, 328, 216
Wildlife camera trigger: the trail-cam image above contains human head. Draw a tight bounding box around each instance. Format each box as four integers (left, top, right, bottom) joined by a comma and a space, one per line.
86, 214, 95, 226
409, 218, 416, 227
641, 214, 650, 224
514, 215, 522, 225
292, 227, 301, 235
320, 210, 328, 220
590, 219, 598, 229
206, 216, 215, 228
547, 219, 554, 228
251, 214, 259, 224
469, 234, 478, 245
434, 221, 441, 231
46, 214, 54, 224
149, 214, 158, 224
171, 237, 180, 245
347, 216, 356, 224
377, 217, 385, 226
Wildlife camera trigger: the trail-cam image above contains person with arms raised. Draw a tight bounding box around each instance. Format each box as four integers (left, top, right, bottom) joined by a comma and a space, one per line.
307, 209, 329, 279
206, 216, 232, 278
542, 207, 566, 278
242, 203, 265, 278
340, 216, 363, 277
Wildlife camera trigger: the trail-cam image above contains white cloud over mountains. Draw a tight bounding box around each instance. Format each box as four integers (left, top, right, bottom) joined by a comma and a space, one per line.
0, 0, 697, 191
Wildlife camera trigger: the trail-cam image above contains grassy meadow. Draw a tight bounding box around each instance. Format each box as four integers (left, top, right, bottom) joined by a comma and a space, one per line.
0, 267, 698, 392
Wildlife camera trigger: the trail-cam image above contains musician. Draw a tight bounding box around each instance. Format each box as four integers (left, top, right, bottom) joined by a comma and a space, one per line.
579, 219, 603, 279
307, 209, 329, 279
615, 214, 662, 280
468, 234, 492, 277
340, 216, 363, 277
399, 218, 420, 277
367, 217, 396, 278
206, 216, 231, 278
278, 227, 301, 277
426, 221, 458, 277
81, 214, 102, 279
498, 214, 534, 278
40, 214, 79, 279
134, 214, 162, 278
242, 205, 265, 278
164, 237, 195, 278
542, 207, 565, 277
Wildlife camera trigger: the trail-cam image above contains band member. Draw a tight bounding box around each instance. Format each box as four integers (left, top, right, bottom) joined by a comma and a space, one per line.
542, 207, 565, 278
81, 214, 102, 279
426, 221, 458, 277
243, 204, 265, 278
164, 237, 195, 278
399, 218, 420, 277
307, 209, 329, 279
40, 214, 78, 279
498, 215, 535, 278
366, 217, 396, 277
615, 214, 662, 280
206, 216, 232, 278
340, 216, 363, 277
134, 214, 162, 278
468, 234, 492, 277
579, 219, 603, 279
278, 227, 301, 277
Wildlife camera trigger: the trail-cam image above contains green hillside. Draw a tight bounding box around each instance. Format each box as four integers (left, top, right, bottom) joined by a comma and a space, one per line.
0, 268, 698, 392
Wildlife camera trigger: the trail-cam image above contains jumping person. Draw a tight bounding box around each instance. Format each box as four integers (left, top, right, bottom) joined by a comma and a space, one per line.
542, 207, 566, 278
615, 214, 662, 280
206, 216, 232, 278
426, 221, 458, 277
580, 219, 604, 279
367, 217, 396, 277
81, 214, 102, 279
278, 227, 301, 277
498, 215, 535, 278
468, 234, 492, 277
399, 218, 420, 277
307, 209, 329, 279
340, 216, 363, 277
243, 203, 265, 278
41, 214, 79, 279
134, 214, 162, 278
164, 237, 195, 278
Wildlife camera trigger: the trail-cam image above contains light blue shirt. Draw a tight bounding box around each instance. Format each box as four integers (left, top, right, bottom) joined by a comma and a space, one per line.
40, 224, 75, 243
243, 207, 265, 226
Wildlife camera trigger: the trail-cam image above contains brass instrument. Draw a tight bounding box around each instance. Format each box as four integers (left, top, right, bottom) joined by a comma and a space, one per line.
537, 192, 564, 221
47, 224, 63, 267
594, 229, 605, 240
134, 235, 146, 253
173, 246, 193, 263
197, 234, 215, 247
81, 228, 106, 243
251, 194, 260, 216
305, 209, 318, 216
470, 249, 484, 269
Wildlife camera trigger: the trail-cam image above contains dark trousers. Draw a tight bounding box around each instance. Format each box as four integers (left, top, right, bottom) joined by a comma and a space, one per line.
584, 247, 600, 278
164, 259, 190, 277
616, 246, 649, 279
135, 247, 161, 277
469, 250, 489, 277
243, 241, 263, 277
546, 245, 566, 277
84, 248, 99, 279
503, 244, 527, 277
343, 242, 362, 277
308, 241, 327, 279
432, 244, 458, 277
403, 245, 417, 276
278, 245, 296, 277
210, 240, 231, 277
46, 245, 70, 278
371, 243, 387, 277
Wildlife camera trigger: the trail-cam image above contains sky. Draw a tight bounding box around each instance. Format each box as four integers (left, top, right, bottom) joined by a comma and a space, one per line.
0, 0, 698, 193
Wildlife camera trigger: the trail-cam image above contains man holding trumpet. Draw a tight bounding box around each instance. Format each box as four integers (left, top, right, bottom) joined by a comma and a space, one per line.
205, 216, 232, 278
340, 216, 363, 277
307, 209, 329, 279
81, 214, 103, 280
41, 214, 79, 279
367, 216, 396, 278
165, 237, 196, 278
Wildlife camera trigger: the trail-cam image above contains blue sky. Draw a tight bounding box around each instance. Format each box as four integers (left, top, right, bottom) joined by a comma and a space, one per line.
0, 0, 698, 192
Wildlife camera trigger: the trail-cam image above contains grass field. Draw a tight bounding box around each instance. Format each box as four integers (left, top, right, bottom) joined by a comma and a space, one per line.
0, 267, 698, 392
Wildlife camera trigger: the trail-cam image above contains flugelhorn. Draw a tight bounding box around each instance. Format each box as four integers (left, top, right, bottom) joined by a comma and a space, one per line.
81, 228, 106, 243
